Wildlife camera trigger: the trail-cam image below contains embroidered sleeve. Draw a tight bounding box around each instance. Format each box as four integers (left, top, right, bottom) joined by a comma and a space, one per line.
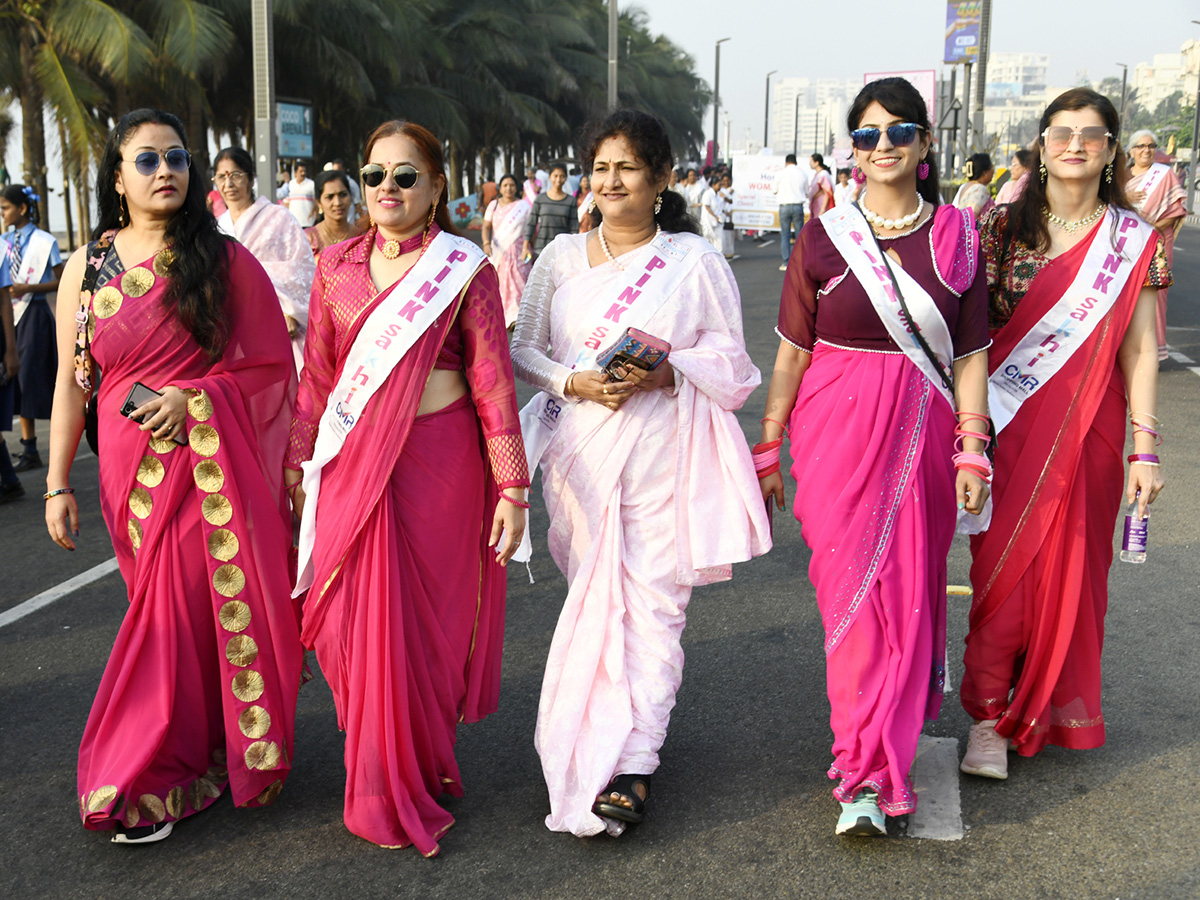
776, 225, 820, 351
510, 240, 575, 398
1145, 235, 1173, 288
286, 257, 336, 471
459, 265, 529, 489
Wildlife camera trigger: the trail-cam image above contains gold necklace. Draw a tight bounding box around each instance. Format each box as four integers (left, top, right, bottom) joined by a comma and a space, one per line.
1043, 202, 1106, 233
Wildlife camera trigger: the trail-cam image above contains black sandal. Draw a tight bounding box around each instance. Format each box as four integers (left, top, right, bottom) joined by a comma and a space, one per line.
592, 773, 652, 824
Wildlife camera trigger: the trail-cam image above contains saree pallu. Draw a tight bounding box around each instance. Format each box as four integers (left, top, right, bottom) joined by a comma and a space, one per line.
299, 275, 505, 857
790, 343, 956, 815
963, 227, 1157, 755
79, 244, 301, 830
488, 199, 532, 327
1130, 167, 1185, 359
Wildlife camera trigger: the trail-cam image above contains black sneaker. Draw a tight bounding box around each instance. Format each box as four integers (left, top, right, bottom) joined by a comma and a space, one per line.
111, 821, 174, 844
12, 451, 42, 473
0, 481, 25, 503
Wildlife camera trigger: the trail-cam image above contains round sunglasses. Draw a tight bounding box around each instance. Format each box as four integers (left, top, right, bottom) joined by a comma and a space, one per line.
1041, 126, 1113, 153
360, 163, 421, 189
124, 148, 192, 176
850, 123, 925, 152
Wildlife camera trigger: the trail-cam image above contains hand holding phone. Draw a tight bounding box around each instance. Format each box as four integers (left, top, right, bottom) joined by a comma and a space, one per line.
120, 382, 189, 445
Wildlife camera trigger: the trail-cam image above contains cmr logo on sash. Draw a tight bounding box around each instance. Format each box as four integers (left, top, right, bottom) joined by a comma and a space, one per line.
1000, 213, 1141, 397
536, 397, 562, 429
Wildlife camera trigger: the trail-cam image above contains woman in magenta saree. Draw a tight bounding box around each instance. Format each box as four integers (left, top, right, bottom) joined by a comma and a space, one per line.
961, 92, 1167, 778
760, 79, 991, 837
286, 121, 528, 857
45, 110, 301, 844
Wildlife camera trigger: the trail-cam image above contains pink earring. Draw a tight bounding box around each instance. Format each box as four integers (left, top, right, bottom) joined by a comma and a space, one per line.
917, 162, 930, 180
851, 166, 866, 185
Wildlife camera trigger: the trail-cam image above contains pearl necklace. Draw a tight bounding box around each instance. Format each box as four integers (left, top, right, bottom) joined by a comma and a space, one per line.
598, 221, 661, 270
860, 193, 925, 231
1043, 202, 1106, 233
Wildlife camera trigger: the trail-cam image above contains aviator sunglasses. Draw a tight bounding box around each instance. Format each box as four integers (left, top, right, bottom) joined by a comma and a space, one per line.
1040, 125, 1113, 153
124, 148, 192, 176
850, 123, 925, 151
360, 163, 421, 189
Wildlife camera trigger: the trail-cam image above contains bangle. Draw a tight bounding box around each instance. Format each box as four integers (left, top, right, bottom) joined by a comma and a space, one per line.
760, 416, 790, 438
1129, 411, 1158, 423
44, 487, 75, 500
286, 481, 303, 495
501, 494, 530, 509
752, 438, 783, 479
1128, 453, 1160, 465
565, 372, 577, 398
952, 451, 993, 483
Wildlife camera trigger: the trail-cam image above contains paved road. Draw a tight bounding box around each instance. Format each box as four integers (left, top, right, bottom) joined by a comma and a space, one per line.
2, 226, 1198, 900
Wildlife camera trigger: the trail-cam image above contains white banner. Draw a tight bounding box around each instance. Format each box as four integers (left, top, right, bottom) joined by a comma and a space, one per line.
730, 154, 788, 231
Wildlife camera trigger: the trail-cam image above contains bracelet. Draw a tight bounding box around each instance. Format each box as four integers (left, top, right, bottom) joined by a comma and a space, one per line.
44, 487, 75, 500
565, 372, 578, 398
1128, 453, 1160, 465
952, 451, 993, 483
286, 481, 303, 495
752, 438, 783, 479
501, 493, 531, 509
1129, 411, 1158, 423
760, 416, 790, 438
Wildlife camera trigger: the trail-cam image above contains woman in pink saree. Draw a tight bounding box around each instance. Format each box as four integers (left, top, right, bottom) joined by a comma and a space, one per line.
286, 120, 528, 857
481, 174, 532, 327
1126, 130, 1186, 360
45, 109, 301, 845
760, 79, 990, 837
808, 154, 836, 218
512, 109, 771, 839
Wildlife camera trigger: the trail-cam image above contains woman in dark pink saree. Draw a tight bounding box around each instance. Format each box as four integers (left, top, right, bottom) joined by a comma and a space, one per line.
286, 121, 528, 856
45, 110, 302, 844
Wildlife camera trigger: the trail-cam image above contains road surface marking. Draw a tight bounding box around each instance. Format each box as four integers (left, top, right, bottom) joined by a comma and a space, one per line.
0, 558, 120, 630
908, 735, 964, 840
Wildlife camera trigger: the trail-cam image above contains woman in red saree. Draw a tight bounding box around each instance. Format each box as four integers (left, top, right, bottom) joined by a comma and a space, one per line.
285, 121, 528, 856
45, 109, 302, 844
962, 90, 1167, 779
760, 78, 991, 837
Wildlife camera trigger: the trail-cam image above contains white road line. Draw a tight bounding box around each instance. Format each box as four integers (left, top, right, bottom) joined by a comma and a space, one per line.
0, 558, 120, 630
908, 735, 964, 840
1190, 367, 1200, 379
1167, 350, 1196, 365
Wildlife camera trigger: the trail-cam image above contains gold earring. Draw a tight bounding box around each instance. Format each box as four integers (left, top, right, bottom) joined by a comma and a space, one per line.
1039, 162, 1047, 183
426, 199, 438, 231
1104, 163, 1113, 184
119, 194, 130, 228
586, 196, 596, 214
654, 193, 663, 215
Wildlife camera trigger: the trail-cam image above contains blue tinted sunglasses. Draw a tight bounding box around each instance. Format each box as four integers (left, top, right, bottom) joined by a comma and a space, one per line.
850, 123, 925, 151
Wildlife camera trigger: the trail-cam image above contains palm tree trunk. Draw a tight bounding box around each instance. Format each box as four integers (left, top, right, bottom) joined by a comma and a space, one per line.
57, 119, 75, 251
18, 23, 49, 220
76, 159, 91, 244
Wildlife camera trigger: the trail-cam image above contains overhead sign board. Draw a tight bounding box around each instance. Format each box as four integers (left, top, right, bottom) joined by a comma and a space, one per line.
944, 1, 982, 65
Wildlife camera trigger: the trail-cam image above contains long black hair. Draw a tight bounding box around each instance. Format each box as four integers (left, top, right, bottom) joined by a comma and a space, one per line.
1004, 88, 1132, 254
846, 77, 941, 206
95, 109, 232, 361
214, 146, 256, 201
1, 184, 40, 226
580, 108, 700, 236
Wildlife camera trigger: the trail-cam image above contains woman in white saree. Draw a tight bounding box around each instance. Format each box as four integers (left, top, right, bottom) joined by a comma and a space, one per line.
511, 109, 772, 838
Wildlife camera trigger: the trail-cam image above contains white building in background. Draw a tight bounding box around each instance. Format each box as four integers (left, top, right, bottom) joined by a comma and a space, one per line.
770, 77, 856, 157
1132, 53, 1184, 112
986, 52, 1050, 98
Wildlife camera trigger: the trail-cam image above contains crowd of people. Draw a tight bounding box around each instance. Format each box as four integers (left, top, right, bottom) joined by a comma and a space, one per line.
0, 72, 1178, 851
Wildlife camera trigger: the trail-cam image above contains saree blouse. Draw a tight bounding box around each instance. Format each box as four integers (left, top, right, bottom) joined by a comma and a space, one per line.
777, 208, 991, 358
286, 226, 529, 490
977, 205, 1173, 330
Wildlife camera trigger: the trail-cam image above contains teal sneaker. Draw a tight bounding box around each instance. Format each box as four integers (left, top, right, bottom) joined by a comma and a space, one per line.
836, 790, 886, 836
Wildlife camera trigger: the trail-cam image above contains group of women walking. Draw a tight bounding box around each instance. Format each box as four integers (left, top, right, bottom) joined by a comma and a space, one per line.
39, 75, 1168, 851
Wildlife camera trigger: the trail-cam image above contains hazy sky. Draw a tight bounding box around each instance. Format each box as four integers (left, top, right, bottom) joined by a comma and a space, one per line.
631, 0, 1199, 147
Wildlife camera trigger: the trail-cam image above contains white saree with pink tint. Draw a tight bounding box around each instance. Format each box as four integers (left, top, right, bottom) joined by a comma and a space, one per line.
511, 232, 772, 836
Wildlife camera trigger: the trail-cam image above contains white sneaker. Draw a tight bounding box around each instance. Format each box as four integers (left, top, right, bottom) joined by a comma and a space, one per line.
778, 263, 788, 271
960, 719, 1009, 779
835, 790, 886, 836
112, 821, 174, 844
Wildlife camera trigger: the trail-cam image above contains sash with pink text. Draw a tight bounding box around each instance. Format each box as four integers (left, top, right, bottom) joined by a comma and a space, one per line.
294, 231, 486, 595
1134, 163, 1171, 218
514, 231, 710, 563
989, 208, 1153, 433
821, 204, 956, 407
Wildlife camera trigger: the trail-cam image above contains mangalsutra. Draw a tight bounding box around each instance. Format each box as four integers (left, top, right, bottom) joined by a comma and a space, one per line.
860, 193, 925, 231
1043, 202, 1106, 233
598, 221, 661, 270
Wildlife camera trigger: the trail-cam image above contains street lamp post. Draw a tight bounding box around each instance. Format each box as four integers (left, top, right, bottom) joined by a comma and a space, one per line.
251, 0, 277, 201
1189, 22, 1200, 214
764, 70, 777, 150
713, 38, 730, 163
793, 93, 800, 155
1116, 62, 1128, 123
607, 1, 619, 108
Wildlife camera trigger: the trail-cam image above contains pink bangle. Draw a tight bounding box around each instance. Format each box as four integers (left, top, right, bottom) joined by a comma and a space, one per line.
952, 451, 993, 483
760, 416, 790, 438
752, 439, 783, 479
1127, 453, 1160, 465
501, 494, 531, 509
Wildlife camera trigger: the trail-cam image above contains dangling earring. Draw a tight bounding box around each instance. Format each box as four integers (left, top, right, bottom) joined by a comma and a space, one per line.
426, 198, 438, 231
917, 162, 930, 180
587, 195, 596, 215
851, 166, 866, 185
654, 193, 662, 215
1104, 163, 1113, 184
1039, 162, 1048, 183
119, 194, 130, 228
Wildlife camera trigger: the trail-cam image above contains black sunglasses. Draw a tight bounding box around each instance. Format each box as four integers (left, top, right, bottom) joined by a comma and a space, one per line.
850, 123, 925, 152
125, 148, 192, 177
360, 163, 421, 189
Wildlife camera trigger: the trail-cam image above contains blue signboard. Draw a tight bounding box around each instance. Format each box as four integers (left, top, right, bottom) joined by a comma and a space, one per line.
278, 101, 313, 158
944, 1, 982, 65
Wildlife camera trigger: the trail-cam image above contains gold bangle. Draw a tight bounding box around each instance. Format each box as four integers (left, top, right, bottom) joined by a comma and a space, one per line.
565, 372, 577, 398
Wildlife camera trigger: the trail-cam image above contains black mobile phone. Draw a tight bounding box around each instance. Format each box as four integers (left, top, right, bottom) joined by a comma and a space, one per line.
120, 381, 188, 445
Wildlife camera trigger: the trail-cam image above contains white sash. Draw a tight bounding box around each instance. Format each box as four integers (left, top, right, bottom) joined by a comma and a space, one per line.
988, 208, 1153, 434
514, 231, 711, 563
293, 232, 486, 595
9, 229, 56, 325
820, 204, 956, 407
492, 199, 530, 253
1134, 163, 1170, 217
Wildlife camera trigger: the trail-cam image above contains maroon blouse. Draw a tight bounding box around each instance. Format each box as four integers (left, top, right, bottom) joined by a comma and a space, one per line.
777, 210, 990, 358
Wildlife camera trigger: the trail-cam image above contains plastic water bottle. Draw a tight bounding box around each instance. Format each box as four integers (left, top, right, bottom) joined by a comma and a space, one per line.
1120, 492, 1148, 564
